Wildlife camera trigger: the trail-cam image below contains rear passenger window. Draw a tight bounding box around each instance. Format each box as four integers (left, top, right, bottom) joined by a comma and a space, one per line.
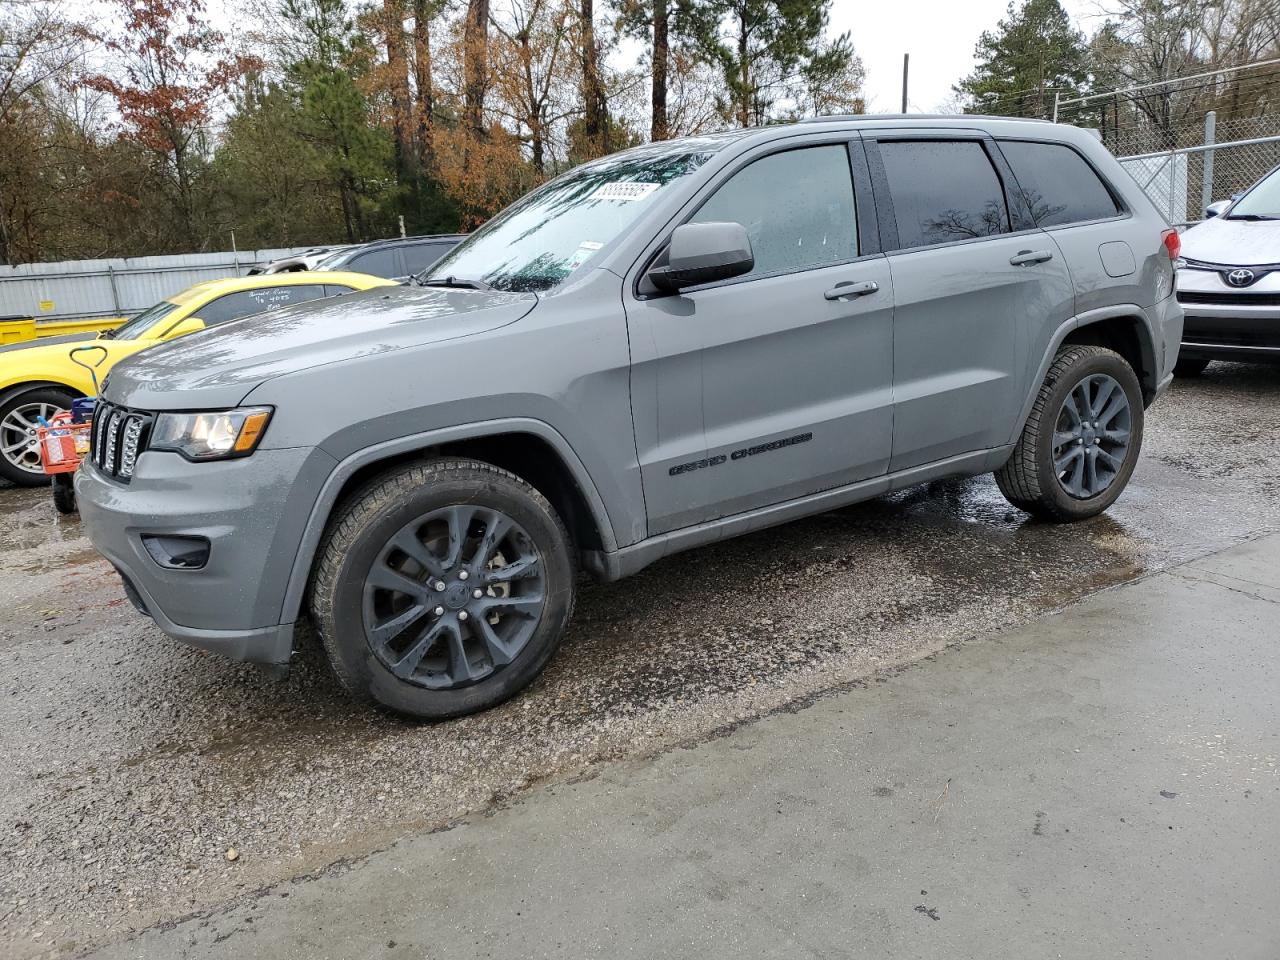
878, 140, 1010, 250
401, 243, 453, 276
197, 285, 328, 326
347, 248, 402, 278
999, 140, 1121, 227
690, 144, 857, 279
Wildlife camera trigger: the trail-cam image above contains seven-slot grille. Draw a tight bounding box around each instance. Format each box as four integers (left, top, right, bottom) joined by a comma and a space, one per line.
90, 401, 152, 480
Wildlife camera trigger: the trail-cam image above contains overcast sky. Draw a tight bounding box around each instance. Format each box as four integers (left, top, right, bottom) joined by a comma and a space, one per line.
838, 0, 1108, 111
196, 0, 1117, 117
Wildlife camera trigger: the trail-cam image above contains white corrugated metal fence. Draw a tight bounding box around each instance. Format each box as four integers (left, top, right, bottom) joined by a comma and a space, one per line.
0, 247, 319, 321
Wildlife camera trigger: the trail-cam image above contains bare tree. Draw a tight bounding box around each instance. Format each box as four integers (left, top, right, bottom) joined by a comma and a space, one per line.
489, 0, 575, 173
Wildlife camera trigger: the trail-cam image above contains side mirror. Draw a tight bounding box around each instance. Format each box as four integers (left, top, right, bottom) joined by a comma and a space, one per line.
1205, 200, 1231, 219
647, 222, 754, 293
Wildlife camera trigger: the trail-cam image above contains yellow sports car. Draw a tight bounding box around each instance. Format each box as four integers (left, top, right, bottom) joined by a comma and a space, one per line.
0, 271, 394, 485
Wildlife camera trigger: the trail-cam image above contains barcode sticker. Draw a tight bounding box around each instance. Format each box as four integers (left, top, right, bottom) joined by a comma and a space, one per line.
590, 182, 659, 202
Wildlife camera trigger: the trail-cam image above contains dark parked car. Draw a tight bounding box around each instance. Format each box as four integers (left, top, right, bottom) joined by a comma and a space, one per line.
314, 235, 467, 282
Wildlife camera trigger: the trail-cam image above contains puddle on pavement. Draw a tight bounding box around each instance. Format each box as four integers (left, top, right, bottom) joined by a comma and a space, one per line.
0, 484, 84, 553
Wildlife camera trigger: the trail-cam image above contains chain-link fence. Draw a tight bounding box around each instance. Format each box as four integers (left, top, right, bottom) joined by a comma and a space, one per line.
963, 62, 1280, 224
1114, 116, 1280, 224
1049, 62, 1280, 225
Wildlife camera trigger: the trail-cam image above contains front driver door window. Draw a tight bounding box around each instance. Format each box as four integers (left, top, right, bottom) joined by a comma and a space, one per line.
625, 140, 895, 535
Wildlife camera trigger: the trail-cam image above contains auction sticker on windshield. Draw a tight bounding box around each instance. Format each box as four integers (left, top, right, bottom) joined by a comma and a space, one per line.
591, 182, 659, 202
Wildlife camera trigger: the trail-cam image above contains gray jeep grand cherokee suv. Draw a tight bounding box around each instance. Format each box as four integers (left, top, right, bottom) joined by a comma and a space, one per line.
78, 116, 1183, 718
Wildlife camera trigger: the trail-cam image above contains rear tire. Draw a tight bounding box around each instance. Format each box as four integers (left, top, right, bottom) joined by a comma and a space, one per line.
309, 458, 576, 720
51, 474, 77, 514
1174, 357, 1210, 377
996, 345, 1144, 522
0, 387, 77, 486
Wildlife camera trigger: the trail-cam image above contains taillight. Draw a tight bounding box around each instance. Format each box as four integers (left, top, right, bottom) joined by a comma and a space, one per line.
1162, 228, 1181, 261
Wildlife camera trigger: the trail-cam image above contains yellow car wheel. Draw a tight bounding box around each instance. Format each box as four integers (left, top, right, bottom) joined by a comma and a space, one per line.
0, 386, 76, 487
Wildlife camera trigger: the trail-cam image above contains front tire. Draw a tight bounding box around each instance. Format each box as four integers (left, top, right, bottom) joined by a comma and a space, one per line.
51, 474, 77, 514
0, 387, 77, 486
309, 458, 576, 720
996, 345, 1144, 521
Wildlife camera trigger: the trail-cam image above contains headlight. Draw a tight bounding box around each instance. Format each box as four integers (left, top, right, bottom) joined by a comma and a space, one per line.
150, 407, 273, 460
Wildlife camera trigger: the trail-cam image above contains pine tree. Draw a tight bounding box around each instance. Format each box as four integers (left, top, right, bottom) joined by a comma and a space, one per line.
953, 0, 1089, 119
691, 0, 855, 127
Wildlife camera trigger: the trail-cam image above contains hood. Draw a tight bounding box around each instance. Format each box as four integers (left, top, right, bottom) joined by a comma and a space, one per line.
0, 331, 97, 356
105, 285, 538, 410
1180, 215, 1280, 266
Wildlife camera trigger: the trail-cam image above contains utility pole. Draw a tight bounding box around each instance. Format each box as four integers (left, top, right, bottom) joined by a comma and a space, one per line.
901, 53, 909, 113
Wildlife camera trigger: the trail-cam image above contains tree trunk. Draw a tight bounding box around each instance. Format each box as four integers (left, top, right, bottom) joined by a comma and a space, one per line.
520, 32, 545, 174
412, 0, 435, 172
651, 0, 668, 140
580, 0, 608, 154
384, 0, 412, 178
464, 0, 489, 139
737, 16, 749, 127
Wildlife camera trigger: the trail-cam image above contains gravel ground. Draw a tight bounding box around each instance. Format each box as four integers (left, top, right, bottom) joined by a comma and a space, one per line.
2, 362, 1279, 957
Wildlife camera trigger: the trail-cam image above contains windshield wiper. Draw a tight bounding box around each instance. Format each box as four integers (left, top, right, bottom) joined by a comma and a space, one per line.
1224, 213, 1280, 221
414, 274, 493, 290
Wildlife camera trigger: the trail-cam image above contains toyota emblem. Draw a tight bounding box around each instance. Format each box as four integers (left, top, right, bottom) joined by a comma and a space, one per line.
1226, 268, 1256, 287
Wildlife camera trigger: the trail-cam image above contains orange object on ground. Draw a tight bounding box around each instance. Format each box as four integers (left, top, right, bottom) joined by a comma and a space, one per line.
37, 411, 92, 476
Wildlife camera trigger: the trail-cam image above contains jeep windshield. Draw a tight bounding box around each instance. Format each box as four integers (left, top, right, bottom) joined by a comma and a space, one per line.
423, 143, 721, 293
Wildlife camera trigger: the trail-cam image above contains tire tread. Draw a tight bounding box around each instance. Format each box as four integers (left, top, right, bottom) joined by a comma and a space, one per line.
995, 344, 1132, 522
309, 457, 575, 711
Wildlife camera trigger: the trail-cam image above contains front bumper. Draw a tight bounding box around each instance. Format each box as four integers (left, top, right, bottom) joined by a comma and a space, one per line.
76, 445, 332, 667
1176, 267, 1280, 362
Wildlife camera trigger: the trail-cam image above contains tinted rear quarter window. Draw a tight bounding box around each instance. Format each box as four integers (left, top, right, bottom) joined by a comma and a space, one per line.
347, 248, 402, 278
999, 140, 1120, 227
878, 140, 1010, 250
401, 242, 455, 275
690, 144, 857, 279
198, 285, 329, 326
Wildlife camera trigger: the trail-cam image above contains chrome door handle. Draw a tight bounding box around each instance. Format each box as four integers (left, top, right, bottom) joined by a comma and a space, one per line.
1010, 249, 1054, 266
824, 280, 880, 300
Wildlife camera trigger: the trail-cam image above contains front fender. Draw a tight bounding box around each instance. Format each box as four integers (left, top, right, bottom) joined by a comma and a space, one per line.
0, 379, 85, 407
274, 417, 619, 629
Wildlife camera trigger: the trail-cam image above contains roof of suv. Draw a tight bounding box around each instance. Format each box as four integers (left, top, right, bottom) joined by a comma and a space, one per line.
606, 114, 1066, 166
799, 113, 1051, 124
348, 234, 468, 250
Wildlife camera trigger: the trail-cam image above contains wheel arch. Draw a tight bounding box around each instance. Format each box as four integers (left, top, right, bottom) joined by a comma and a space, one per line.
1059, 311, 1158, 405
0, 379, 85, 408
1011, 305, 1159, 447
278, 418, 619, 629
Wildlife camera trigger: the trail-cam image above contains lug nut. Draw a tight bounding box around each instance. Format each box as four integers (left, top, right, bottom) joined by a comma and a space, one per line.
434, 581, 446, 591
434, 606, 444, 616
458, 611, 469, 621
458, 570, 468, 581
473, 588, 483, 599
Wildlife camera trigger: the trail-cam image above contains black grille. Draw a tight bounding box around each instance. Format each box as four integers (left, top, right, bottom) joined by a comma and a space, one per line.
1177, 291, 1280, 307
90, 401, 153, 481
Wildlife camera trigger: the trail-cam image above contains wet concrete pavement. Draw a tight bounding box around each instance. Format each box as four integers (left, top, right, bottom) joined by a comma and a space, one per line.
2, 362, 1279, 957
79, 533, 1280, 960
